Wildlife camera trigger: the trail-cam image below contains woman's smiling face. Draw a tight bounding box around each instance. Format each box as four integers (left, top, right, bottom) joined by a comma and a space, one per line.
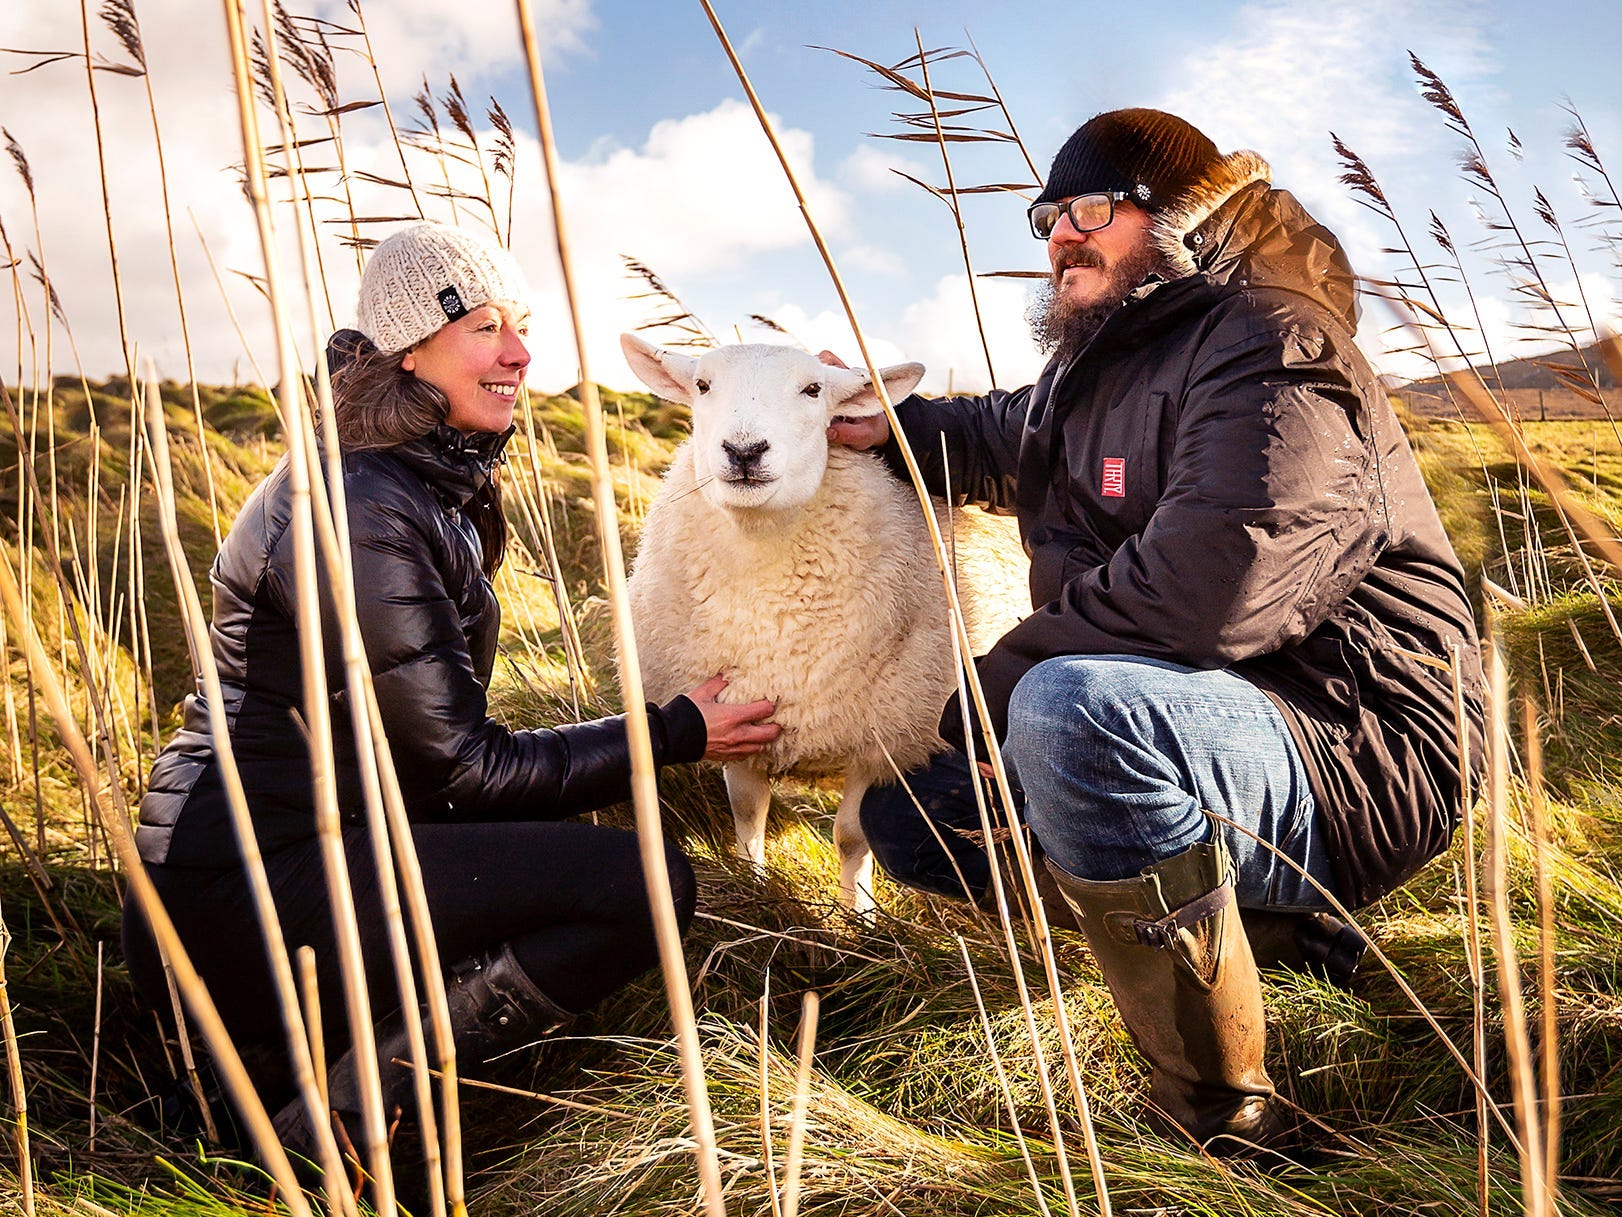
400, 300, 532, 433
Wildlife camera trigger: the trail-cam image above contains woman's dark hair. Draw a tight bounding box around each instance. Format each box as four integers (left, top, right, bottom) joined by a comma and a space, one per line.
328, 330, 508, 577
328, 328, 446, 449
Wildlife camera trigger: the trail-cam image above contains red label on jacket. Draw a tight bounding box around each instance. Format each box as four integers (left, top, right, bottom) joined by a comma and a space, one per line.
1101, 457, 1126, 498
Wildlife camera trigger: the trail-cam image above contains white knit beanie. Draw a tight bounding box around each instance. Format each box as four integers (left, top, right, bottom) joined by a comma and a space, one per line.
354, 221, 530, 353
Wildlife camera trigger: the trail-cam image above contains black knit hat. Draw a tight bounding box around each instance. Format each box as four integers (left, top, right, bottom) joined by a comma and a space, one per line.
1035, 108, 1221, 212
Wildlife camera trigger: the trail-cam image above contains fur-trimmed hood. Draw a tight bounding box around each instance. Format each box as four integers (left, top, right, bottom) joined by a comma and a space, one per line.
1148, 149, 1361, 329
1148, 149, 1272, 274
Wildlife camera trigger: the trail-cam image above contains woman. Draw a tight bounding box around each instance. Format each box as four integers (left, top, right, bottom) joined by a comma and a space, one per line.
121, 221, 778, 1151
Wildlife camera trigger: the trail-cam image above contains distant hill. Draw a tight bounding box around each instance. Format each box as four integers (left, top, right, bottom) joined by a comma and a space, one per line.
1397, 337, 1619, 421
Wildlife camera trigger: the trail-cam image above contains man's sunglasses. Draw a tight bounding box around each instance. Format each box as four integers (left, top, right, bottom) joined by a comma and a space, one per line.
1027, 191, 1130, 240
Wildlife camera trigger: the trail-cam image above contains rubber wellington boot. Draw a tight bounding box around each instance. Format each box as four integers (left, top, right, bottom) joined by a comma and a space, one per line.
1046, 839, 1292, 1155
274, 942, 570, 1166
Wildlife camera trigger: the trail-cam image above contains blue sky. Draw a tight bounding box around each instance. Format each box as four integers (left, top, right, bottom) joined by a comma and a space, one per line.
1, 0, 1617, 394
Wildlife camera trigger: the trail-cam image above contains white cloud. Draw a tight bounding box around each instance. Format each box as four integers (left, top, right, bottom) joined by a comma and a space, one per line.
838, 243, 906, 275
308, 0, 595, 97
516, 98, 852, 392
0, 0, 849, 399
0, 0, 581, 386
560, 99, 847, 279
1156, 0, 1496, 175
0, 2, 253, 382
6, 2, 1597, 414
840, 143, 933, 195
890, 273, 1047, 396
1573, 271, 1622, 338
1478, 270, 1622, 366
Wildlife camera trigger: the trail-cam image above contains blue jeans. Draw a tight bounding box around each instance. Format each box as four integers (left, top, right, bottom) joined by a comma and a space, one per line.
860, 655, 1338, 910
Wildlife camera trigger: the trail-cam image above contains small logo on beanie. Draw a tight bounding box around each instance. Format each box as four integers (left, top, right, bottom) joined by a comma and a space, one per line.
1101, 457, 1126, 498
1134, 183, 1153, 202
436, 285, 467, 321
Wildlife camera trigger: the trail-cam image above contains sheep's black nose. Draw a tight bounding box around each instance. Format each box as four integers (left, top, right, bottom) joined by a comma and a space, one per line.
722, 437, 770, 471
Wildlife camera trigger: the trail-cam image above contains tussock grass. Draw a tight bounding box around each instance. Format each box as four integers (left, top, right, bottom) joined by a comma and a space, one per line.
1500, 596, 1622, 788
4, 374, 1622, 1216
461, 807, 1622, 1216
491, 638, 1622, 1214
479, 387, 1622, 1215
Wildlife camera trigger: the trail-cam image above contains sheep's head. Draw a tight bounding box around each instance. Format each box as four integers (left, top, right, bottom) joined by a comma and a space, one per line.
620, 335, 925, 515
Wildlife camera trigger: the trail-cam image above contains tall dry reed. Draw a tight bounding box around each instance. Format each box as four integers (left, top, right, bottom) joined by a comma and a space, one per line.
1481, 619, 1551, 1217
219, 0, 398, 1207
514, 2, 727, 1213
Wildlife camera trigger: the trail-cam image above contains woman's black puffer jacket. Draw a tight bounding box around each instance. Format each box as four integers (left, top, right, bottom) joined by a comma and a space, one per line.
136, 423, 705, 869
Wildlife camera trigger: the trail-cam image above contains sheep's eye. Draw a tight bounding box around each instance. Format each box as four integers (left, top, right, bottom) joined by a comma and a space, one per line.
801, 382, 821, 397
695, 379, 710, 395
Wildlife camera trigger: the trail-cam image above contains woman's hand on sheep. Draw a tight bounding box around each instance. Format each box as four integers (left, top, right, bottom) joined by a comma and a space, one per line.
819, 350, 891, 450
686, 674, 781, 761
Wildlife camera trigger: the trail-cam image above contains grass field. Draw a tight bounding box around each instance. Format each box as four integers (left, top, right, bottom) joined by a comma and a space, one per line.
2, 385, 1621, 1216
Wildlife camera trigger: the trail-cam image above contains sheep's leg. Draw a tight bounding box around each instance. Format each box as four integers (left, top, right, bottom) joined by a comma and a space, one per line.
834, 773, 876, 917
724, 763, 772, 870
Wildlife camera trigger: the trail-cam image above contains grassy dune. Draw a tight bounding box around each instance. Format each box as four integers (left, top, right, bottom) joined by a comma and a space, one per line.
2, 386, 1620, 1215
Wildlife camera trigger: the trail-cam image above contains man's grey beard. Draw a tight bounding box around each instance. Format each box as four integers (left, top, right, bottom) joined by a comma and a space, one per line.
1027, 239, 1174, 364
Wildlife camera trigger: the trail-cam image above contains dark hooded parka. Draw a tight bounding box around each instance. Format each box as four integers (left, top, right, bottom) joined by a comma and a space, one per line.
888, 153, 1485, 909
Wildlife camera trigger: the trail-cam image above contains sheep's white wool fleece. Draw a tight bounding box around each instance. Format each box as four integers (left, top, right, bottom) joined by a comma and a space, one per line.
631, 443, 996, 785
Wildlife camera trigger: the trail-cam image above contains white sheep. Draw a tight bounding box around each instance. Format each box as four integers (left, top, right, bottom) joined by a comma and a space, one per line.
621, 334, 1024, 914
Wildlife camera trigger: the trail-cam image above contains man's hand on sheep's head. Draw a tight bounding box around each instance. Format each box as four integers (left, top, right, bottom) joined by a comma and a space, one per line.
819, 350, 892, 450
686, 674, 781, 761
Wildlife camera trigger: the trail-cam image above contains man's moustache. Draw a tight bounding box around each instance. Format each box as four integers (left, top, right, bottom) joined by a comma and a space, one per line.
1052, 249, 1106, 278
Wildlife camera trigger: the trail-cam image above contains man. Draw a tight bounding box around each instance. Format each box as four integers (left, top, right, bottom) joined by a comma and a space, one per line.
832, 109, 1484, 1155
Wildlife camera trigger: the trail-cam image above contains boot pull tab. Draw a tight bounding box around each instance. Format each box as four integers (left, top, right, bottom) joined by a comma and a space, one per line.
1132, 879, 1234, 950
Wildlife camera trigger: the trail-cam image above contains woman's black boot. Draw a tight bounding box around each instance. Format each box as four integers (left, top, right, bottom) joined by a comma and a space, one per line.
273, 942, 570, 1175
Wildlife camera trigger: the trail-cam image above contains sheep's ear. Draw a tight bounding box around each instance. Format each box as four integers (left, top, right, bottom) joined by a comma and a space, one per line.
620, 332, 699, 404
827, 361, 926, 418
